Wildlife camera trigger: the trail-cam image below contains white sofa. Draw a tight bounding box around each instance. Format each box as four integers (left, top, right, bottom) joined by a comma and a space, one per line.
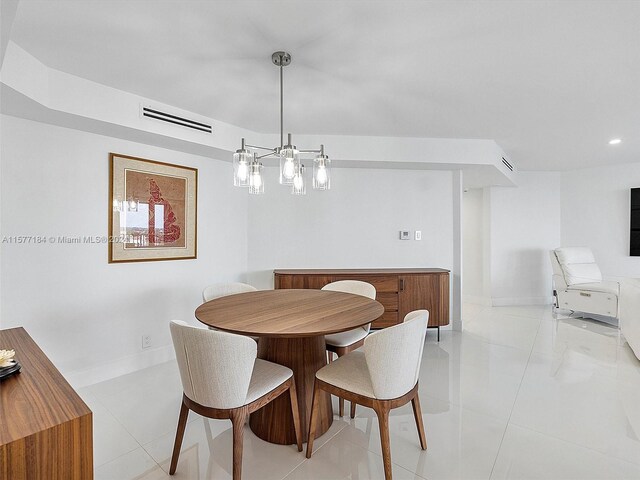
550, 247, 619, 318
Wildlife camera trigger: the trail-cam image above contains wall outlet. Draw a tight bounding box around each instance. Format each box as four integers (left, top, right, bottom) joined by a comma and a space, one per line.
415, 230, 422, 241
142, 335, 152, 349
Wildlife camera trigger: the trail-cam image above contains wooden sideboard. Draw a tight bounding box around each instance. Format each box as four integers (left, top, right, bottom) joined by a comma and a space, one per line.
0, 327, 93, 480
274, 268, 450, 336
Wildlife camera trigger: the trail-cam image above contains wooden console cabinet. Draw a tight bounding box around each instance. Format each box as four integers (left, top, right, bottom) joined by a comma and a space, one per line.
274, 268, 450, 333
0, 327, 93, 480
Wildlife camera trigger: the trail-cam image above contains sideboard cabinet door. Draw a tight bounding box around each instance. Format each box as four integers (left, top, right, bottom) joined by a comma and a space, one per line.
399, 274, 449, 327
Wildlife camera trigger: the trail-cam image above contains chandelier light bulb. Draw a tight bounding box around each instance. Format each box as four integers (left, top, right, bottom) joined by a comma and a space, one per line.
312, 149, 331, 190
248, 155, 264, 195
279, 136, 300, 185
237, 161, 248, 182
292, 164, 306, 195
251, 171, 262, 188
283, 158, 295, 179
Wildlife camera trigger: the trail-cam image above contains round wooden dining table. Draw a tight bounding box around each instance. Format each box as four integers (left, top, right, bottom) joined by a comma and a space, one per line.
194, 289, 384, 445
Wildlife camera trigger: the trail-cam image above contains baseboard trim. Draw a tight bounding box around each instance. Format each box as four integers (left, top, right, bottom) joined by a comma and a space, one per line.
491, 296, 553, 306
462, 295, 492, 306
64, 343, 176, 389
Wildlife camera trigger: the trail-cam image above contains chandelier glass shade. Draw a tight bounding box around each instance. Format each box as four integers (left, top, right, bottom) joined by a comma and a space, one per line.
248, 154, 264, 195
312, 147, 331, 190
232, 139, 251, 187
232, 51, 331, 195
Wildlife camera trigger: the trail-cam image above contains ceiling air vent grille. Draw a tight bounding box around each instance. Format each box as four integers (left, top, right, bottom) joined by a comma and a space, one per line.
501, 157, 514, 171
142, 106, 212, 134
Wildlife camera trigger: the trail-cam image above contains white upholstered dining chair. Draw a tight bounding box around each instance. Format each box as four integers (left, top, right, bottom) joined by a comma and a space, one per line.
169, 320, 302, 480
321, 280, 377, 417
202, 282, 258, 302
202, 282, 258, 339
307, 310, 429, 480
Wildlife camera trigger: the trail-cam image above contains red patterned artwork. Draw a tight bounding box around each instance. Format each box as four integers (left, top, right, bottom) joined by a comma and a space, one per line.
124, 170, 187, 248
148, 179, 181, 244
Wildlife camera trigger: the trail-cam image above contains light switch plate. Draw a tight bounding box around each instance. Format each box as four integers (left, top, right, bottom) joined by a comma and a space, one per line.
415, 230, 422, 240
399, 230, 410, 240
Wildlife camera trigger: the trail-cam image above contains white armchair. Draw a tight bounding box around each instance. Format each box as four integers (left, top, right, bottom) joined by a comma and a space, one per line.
550, 247, 619, 318
619, 279, 640, 359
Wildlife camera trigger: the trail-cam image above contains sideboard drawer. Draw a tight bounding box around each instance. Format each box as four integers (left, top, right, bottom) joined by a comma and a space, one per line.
343, 276, 398, 293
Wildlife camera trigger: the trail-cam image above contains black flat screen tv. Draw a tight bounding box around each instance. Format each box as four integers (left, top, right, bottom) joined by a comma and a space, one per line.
631, 188, 640, 256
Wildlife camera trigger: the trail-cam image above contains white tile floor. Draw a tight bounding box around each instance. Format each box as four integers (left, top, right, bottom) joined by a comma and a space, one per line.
80, 304, 640, 479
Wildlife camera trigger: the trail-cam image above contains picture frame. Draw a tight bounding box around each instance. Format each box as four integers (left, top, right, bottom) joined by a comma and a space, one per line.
108, 153, 197, 263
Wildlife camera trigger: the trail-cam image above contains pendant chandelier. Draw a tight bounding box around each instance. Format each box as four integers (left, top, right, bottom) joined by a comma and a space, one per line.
233, 51, 331, 195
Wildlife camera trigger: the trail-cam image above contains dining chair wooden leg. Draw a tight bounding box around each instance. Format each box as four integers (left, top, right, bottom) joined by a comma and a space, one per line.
169, 400, 190, 475
288, 378, 303, 452
306, 380, 323, 458
350, 400, 357, 419
230, 407, 248, 480
374, 402, 393, 480
411, 393, 427, 450
337, 350, 345, 417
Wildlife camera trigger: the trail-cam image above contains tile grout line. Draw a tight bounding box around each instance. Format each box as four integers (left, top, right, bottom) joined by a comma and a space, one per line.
329, 427, 430, 480
279, 419, 361, 480
81, 392, 146, 471
488, 311, 545, 479
506, 421, 640, 470
85, 370, 185, 473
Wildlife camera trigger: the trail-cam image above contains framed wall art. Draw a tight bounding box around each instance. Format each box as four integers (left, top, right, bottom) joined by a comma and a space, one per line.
109, 153, 197, 263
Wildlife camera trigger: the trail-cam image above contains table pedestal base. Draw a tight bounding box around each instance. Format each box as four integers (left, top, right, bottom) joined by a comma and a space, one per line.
250, 336, 333, 445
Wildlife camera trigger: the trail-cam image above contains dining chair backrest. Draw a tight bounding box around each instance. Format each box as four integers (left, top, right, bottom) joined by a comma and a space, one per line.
321, 280, 377, 333
202, 282, 257, 302
363, 310, 428, 400
170, 320, 257, 409
321, 280, 376, 299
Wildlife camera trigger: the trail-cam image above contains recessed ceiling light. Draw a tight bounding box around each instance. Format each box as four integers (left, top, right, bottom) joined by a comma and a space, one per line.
609, 138, 622, 145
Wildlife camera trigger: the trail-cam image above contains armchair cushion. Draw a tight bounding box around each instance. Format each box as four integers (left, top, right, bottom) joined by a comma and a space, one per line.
555, 247, 596, 264
554, 247, 603, 285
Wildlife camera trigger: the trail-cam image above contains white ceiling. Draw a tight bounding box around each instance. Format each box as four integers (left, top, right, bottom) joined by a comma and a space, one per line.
8, 0, 640, 171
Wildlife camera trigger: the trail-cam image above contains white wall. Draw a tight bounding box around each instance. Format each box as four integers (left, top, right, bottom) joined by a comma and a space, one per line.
246, 167, 454, 290
561, 163, 640, 278
462, 188, 486, 303
0, 115, 249, 386
488, 171, 561, 305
